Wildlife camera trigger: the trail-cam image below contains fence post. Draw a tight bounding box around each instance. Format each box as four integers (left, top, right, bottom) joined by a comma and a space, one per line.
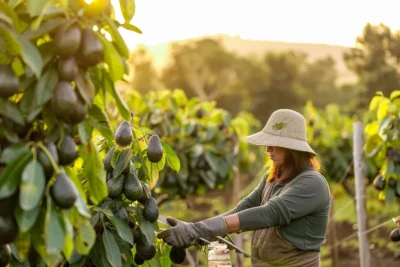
328, 198, 339, 267
353, 122, 370, 267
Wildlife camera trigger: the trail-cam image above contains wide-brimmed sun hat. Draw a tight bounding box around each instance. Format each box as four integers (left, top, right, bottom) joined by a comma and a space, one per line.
245, 109, 316, 155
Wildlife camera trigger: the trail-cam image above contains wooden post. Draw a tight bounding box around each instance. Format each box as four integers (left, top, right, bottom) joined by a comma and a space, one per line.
208, 241, 232, 267
353, 122, 370, 267
328, 198, 339, 267
232, 166, 244, 267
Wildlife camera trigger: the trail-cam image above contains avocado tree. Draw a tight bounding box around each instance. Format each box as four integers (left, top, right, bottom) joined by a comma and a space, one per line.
0, 0, 182, 266
109, 89, 265, 201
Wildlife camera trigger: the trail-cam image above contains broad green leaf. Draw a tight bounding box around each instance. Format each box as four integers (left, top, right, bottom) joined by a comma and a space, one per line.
385, 160, 395, 177
0, 1, 21, 32
364, 134, 382, 158
64, 167, 91, 218
95, 32, 124, 81
19, 160, 45, 211
377, 98, 390, 120
89, 239, 112, 267
16, 35, 43, 78
0, 25, 21, 55
390, 90, 400, 101
0, 151, 32, 198
113, 148, 132, 178
0, 98, 25, 126
75, 218, 96, 255
45, 202, 66, 251
365, 121, 379, 136
78, 121, 92, 146
0, 143, 29, 164
23, 17, 65, 40
121, 23, 142, 33
13, 231, 31, 261
27, 0, 49, 17
107, 216, 134, 246
75, 69, 95, 106
105, 76, 131, 121
161, 141, 180, 172
14, 205, 39, 232
88, 104, 114, 143
385, 187, 395, 202
63, 217, 74, 261
105, 17, 129, 58
82, 140, 108, 204
102, 230, 122, 267
145, 160, 159, 190
139, 220, 158, 245
119, 0, 135, 22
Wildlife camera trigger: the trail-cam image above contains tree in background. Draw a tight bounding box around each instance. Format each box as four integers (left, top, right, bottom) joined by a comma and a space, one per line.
344, 23, 400, 106
128, 45, 162, 93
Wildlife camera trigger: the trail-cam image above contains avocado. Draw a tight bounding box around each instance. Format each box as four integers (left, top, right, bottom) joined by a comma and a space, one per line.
388, 177, 397, 189
147, 134, 163, 163
38, 141, 59, 177
373, 175, 386, 191
107, 174, 124, 198
65, 93, 89, 124
0, 193, 17, 217
0, 244, 11, 267
114, 121, 132, 147
53, 23, 82, 58
390, 228, 400, 242
0, 216, 18, 245
103, 147, 115, 171
169, 246, 186, 264
51, 81, 78, 120
138, 184, 151, 205
2, 116, 30, 138
135, 228, 156, 261
77, 28, 104, 68
57, 57, 78, 81
50, 172, 78, 209
58, 135, 78, 166
115, 206, 129, 224
196, 108, 204, 118
0, 64, 19, 98
143, 197, 159, 223
134, 253, 145, 265
123, 173, 143, 201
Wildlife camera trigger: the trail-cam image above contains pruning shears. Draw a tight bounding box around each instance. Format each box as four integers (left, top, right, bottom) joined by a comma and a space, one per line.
157, 214, 262, 263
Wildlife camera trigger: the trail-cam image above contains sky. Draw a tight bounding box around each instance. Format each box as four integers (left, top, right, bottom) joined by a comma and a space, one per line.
110, 0, 400, 49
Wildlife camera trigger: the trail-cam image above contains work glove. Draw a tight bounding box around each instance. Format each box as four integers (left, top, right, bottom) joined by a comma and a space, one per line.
156, 216, 228, 248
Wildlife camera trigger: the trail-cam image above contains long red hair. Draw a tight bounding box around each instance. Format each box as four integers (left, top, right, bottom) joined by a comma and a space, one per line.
263, 148, 321, 182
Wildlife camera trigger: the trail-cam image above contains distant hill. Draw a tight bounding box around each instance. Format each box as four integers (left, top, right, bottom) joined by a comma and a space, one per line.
144, 34, 357, 84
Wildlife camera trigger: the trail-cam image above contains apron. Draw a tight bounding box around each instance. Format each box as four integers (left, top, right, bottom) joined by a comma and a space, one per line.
250, 173, 321, 267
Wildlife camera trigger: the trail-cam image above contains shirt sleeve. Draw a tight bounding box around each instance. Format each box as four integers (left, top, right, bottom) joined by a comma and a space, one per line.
237, 174, 331, 232
221, 176, 266, 217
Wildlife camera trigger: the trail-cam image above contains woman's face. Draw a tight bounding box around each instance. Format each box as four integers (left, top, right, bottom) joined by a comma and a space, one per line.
266, 146, 286, 166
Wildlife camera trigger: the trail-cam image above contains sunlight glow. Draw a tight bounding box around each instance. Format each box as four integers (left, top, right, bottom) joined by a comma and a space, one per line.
84, 0, 93, 4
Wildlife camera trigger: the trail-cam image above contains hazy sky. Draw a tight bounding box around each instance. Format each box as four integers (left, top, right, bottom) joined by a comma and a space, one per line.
111, 0, 400, 48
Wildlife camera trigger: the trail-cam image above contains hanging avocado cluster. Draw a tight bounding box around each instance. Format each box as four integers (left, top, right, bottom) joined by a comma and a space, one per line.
51, 22, 103, 125
97, 121, 163, 264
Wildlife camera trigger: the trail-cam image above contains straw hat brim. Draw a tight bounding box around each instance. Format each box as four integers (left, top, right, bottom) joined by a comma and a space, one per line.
245, 131, 316, 155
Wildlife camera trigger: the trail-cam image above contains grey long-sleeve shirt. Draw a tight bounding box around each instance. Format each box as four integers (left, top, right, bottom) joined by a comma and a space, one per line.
222, 167, 331, 251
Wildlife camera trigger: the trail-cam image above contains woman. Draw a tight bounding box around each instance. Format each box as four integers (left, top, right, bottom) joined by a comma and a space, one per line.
157, 109, 331, 267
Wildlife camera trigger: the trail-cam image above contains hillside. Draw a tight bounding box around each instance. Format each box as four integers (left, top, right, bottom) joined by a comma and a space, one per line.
145, 34, 357, 84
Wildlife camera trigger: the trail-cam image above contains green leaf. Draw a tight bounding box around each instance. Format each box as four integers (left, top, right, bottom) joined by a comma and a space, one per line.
75, 217, 96, 255
19, 160, 45, 211
121, 23, 142, 34
0, 143, 29, 164
63, 217, 74, 261
88, 104, 114, 143
95, 32, 125, 81
27, 0, 49, 17
0, 151, 32, 198
82, 140, 108, 205
0, 98, 25, 126
113, 148, 132, 178
103, 230, 122, 267
105, 17, 129, 58
13, 231, 31, 262
0, 1, 21, 32
105, 76, 131, 121
385, 187, 395, 202
119, 0, 135, 22
14, 205, 39, 232
65, 167, 91, 218
140, 220, 158, 245
145, 160, 159, 190
0, 25, 21, 55
16, 35, 43, 78
23, 17, 65, 40
107, 215, 134, 246
75, 69, 95, 106
89, 239, 112, 267
161, 141, 180, 172
45, 202, 66, 251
